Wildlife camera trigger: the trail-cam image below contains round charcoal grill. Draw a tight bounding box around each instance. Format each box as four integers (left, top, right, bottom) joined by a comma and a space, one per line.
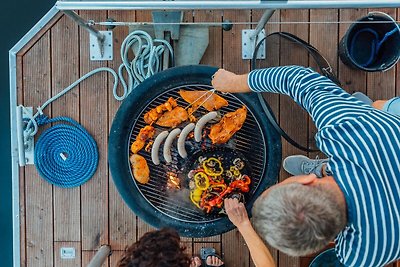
109, 65, 281, 237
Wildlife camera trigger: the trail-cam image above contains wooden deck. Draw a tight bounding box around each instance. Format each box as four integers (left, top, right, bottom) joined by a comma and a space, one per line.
17, 8, 400, 267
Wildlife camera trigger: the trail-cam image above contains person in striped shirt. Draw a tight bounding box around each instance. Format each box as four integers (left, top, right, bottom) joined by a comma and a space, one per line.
213, 66, 400, 267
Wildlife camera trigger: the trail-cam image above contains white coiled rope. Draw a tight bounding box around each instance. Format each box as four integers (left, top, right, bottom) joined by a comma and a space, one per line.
23, 30, 174, 145
116, 30, 174, 101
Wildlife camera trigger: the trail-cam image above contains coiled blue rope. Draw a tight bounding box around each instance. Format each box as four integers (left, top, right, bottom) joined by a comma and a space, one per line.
34, 115, 98, 188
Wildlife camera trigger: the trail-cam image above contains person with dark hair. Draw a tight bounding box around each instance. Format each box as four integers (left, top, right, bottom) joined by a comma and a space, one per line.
117, 227, 224, 267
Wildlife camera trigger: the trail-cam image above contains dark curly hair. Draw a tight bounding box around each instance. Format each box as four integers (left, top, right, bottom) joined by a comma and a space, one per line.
117, 228, 191, 267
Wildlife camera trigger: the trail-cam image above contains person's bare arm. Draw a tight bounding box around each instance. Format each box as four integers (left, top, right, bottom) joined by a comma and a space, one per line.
211, 69, 251, 93
212, 66, 374, 129
224, 198, 276, 267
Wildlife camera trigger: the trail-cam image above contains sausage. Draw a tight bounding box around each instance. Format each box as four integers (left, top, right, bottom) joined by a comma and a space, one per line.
194, 111, 219, 142
163, 128, 181, 163
177, 123, 195, 158
151, 131, 169, 165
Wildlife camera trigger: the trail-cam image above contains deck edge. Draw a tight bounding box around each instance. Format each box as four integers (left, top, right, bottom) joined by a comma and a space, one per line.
8, 6, 59, 267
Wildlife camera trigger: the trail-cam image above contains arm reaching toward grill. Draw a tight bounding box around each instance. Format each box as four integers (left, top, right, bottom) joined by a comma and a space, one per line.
212, 66, 374, 129
224, 198, 276, 267
211, 69, 251, 93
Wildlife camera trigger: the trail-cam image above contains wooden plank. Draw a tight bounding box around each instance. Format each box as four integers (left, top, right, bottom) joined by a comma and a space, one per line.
79, 10, 109, 251
221, 9, 252, 267
109, 250, 124, 266
310, 9, 339, 73
183, 9, 194, 23
183, 241, 194, 257
279, 8, 310, 267
197, 9, 224, 68
222, 10, 251, 73
82, 251, 109, 267
18, 12, 63, 56
195, 234, 220, 243
367, 8, 397, 101
221, 228, 250, 267
137, 218, 156, 238
54, 242, 81, 267
107, 10, 137, 251
51, 14, 81, 243
252, 9, 281, 116
17, 53, 27, 267
338, 9, 368, 94
23, 31, 54, 267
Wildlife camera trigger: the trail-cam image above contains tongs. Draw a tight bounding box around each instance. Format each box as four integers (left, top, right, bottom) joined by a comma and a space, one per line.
184, 89, 216, 115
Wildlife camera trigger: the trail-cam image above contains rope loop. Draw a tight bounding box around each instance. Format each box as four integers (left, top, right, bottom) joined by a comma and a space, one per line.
35, 114, 50, 126
117, 30, 174, 101
34, 116, 98, 188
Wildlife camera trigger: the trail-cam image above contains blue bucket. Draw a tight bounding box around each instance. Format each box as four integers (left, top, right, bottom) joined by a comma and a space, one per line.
339, 12, 400, 72
309, 248, 344, 267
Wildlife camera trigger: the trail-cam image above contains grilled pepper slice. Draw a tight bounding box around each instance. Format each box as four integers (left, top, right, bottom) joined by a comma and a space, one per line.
203, 157, 223, 176
194, 172, 210, 190
190, 188, 203, 209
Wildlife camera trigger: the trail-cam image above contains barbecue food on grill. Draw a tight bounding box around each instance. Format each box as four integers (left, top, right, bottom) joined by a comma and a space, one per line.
129, 154, 150, 184
163, 128, 181, 163
155, 106, 189, 128
177, 123, 195, 158
189, 156, 251, 213
130, 125, 156, 154
144, 97, 178, 124
151, 131, 169, 165
179, 90, 228, 112
209, 106, 247, 144
194, 111, 219, 142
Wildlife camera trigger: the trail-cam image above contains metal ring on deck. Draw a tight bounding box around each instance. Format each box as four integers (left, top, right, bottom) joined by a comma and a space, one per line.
34, 116, 98, 188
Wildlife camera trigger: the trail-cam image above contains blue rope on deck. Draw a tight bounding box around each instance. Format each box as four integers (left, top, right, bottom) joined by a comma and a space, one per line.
34, 115, 98, 188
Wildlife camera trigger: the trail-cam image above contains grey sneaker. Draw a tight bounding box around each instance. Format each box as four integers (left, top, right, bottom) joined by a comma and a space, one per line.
283, 155, 328, 178
352, 92, 373, 106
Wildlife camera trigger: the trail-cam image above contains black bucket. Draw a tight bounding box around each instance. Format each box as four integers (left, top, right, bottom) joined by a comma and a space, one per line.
339, 12, 400, 72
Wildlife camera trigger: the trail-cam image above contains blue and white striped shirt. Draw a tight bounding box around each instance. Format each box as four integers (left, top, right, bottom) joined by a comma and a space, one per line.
248, 66, 400, 267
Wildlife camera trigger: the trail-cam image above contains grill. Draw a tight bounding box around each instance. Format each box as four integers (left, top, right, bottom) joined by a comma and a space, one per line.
109, 65, 281, 237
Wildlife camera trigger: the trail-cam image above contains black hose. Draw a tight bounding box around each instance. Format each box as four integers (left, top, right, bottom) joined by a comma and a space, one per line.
251, 34, 320, 153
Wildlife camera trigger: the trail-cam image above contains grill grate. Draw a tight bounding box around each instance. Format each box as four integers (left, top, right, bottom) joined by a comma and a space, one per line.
128, 84, 267, 223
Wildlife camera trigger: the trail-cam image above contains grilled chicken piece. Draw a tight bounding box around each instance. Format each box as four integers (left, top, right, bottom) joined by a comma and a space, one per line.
179, 90, 228, 112
130, 154, 150, 184
131, 125, 156, 154
209, 106, 247, 144
155, 106, 189, 128
144, 97, 178, 124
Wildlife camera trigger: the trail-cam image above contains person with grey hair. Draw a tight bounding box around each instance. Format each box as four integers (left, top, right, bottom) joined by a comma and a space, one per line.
212, 66, 400, 267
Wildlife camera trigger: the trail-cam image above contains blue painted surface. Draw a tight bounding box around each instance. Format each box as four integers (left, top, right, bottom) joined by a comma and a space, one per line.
0, 0, 54, 265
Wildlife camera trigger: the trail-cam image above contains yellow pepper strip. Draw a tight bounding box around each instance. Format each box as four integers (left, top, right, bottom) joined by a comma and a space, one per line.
190, 189, 203, 209
203, 157, 223, 176
194, 172, 210, 190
